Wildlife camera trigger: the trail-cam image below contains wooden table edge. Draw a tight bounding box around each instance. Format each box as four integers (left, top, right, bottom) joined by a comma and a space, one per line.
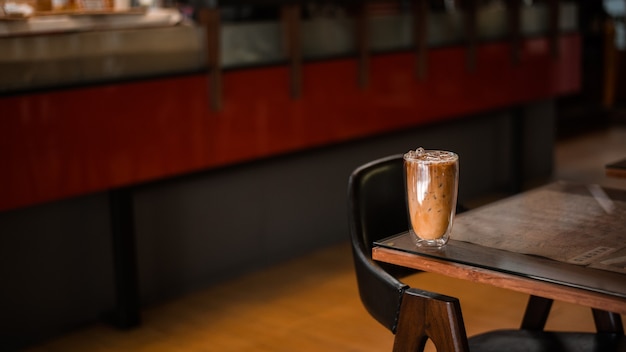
373, 246, 626, 315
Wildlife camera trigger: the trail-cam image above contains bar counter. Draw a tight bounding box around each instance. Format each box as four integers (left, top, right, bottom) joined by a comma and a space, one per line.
1, 2, 580, 212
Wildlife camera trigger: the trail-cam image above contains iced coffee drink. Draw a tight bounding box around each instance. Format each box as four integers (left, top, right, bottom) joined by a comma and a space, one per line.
404, 148, 459, 247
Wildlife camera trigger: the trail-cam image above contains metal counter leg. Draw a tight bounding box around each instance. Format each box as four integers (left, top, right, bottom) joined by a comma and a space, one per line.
108, 187, 141, 329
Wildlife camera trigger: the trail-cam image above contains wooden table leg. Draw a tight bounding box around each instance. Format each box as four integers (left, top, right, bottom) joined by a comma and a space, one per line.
522, 297, 624, 334
592, 309, 624, 334
521, 295, 553, 330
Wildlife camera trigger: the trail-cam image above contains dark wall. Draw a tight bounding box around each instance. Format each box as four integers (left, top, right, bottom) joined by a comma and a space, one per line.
0, 100, 554, 351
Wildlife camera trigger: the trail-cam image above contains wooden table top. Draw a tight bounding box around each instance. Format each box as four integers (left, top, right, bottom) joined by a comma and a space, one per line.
373, 182, 626, 315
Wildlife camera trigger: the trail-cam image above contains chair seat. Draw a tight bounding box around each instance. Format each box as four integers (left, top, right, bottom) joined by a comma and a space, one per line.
469, 330, 626, 352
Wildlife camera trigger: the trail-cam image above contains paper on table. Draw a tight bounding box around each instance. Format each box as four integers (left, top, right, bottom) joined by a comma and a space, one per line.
452, 182, 626, 274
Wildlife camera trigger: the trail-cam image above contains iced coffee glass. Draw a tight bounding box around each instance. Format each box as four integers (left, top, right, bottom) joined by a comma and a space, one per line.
404, 148, 459, 247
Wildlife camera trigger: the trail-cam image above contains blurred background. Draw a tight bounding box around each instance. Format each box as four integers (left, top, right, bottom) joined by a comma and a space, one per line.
1, 0, 625, 350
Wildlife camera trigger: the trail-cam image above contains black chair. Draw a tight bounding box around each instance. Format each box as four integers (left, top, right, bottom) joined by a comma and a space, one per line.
348, 154, 626, 351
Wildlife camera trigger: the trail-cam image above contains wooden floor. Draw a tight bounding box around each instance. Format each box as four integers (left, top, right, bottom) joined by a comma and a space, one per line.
25, 124, 626, 352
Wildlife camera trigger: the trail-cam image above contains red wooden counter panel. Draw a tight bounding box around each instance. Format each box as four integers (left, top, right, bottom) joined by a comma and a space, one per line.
0, 34, 580, 212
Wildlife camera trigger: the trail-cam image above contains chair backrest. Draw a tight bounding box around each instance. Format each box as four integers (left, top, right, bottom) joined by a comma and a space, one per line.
348, 154, 414, 278
347, 154, 411, 333
348, 154, 409, 251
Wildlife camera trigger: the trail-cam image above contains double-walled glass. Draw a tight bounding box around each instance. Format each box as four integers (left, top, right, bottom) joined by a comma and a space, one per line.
404, 148, 459, 247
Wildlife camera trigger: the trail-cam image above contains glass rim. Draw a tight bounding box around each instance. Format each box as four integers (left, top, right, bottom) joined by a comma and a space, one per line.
403, 149, 458, 163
